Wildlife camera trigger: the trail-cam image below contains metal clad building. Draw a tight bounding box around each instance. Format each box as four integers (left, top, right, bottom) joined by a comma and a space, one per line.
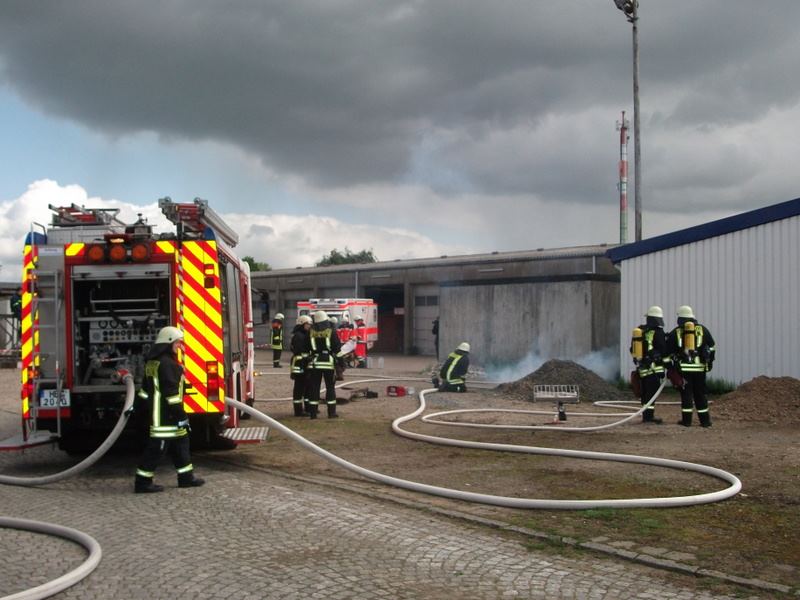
251, 244, 620, 366
608, 197, 800, 384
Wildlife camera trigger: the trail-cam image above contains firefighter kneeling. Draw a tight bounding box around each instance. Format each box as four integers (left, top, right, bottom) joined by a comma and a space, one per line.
134, 326, 205, 493
435, 342, 470, 392
307, 310, 343, 419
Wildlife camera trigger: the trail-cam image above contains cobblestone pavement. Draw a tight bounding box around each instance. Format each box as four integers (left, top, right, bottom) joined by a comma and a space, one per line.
0, 447, 761, 600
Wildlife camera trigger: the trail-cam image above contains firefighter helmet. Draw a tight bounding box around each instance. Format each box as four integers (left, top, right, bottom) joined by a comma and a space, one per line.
312, 310, 328, 324
297, 315, 312, 325
677, 305, 695, 319
457, 342, 471, 353
330, 316, 339, 325
355, 315, 365, 322
155, 326, 184, 345
342, 312, 350, 322
274, 313, 285, 321
645, 306, 663, 318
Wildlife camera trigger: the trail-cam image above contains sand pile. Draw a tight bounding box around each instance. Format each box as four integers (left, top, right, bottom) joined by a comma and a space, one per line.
715, 376, 800, 424
496, 359, 632, 404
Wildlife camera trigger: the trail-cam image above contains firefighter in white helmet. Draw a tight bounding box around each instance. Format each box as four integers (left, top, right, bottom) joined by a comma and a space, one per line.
290, 315, 313, 416
437, 342, 470, 392
307, 310, 343, 418
271, 312, 285, 368
666, 305, 716, 427
629, 306, 668, 424
134, 326, 204, 493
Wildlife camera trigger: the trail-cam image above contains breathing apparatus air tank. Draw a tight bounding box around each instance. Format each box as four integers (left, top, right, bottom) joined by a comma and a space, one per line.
683, 321, 696, 352
631, 327, 644, 360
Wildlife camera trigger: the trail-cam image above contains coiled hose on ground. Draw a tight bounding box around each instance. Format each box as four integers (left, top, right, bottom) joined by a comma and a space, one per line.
0, 374, 134, 600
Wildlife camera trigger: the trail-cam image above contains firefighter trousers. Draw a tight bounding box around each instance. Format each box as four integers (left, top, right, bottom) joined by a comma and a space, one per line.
639, 374, 662, 421
136, 435, 193, 483
292, 372, 309, 415
308, 369, 337, 407
679, 371, 711, 427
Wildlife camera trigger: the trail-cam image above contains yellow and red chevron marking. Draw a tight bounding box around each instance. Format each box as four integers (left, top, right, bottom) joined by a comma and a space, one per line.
20, 244, 37, 421
177, 240, 224, 414
65, 243, 85, 257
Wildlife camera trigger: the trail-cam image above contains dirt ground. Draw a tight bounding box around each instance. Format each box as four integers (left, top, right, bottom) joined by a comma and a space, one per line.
1, 351, 798, 593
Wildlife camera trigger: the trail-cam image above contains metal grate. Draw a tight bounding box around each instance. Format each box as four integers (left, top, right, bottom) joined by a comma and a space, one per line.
221, 426, 269, 444
532, 384, 580, 404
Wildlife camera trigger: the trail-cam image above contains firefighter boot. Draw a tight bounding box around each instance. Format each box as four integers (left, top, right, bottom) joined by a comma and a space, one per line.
327, 404, 338, 419
303, 400, 310, 415
699, 413, 712, 428
293, 402, 304, 417
273, 361, 281, 368
178, 473, 206, 488
135, 476, 164, 494
308, 404, 318, 420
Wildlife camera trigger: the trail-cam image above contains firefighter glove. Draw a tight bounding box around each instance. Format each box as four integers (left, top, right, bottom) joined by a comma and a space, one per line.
177, 419, 190, 431
123, 405, 135, 417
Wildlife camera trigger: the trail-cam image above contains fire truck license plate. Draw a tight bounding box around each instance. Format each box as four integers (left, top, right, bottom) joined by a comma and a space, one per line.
39, 389, 70, 408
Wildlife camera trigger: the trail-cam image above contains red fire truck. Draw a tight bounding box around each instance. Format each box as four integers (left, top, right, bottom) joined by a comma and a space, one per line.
15, 199, 262, 453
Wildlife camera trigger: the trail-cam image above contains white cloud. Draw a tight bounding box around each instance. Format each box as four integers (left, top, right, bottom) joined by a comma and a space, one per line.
0, 180, 464, 279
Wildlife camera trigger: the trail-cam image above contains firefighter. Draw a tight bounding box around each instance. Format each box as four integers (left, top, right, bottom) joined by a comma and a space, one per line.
353, 315, 368, 368
307, 310, 343, 419
271, 313, 285, 368
666, 305, 716, 427
438, 342, 470, 392
630, 306, 668, 424
134, 326, 205, 493
290, 315, 313, 416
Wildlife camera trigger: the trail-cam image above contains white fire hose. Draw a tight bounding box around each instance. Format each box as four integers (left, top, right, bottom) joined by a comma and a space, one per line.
1, 374, 742, 599
0, 374, 134, 600
231, 376, 742, 509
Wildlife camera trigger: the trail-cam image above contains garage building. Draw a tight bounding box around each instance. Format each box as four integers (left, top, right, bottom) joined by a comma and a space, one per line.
607, 196, 800, 384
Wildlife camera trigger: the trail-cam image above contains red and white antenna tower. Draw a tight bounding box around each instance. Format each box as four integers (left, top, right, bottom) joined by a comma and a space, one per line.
616, 111, 630, 244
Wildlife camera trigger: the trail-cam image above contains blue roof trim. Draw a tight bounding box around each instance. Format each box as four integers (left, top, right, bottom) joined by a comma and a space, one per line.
607, 196, 800, 263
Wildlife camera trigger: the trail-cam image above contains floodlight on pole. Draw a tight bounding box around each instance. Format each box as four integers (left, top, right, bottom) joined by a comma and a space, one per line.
613, 0, 642, 242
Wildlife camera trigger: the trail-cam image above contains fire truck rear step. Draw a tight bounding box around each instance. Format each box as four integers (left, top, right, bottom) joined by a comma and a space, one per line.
221, 426, 269, 444
0, 431, 58, 452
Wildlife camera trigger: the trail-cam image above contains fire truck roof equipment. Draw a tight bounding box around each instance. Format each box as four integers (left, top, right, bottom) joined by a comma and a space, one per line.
159, 197, 239, 247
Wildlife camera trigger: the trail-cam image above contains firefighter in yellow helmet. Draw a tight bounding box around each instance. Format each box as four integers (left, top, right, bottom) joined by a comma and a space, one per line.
307, 310, 343, 418
667, 305, 716, 427
437, 342, 470, 392
630, 306, 668, 424
271, 312, 285, 368
134, 326, 204, 493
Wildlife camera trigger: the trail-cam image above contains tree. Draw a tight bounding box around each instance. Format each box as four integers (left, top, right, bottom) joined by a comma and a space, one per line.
243, 256, 271, 272
315, 247, 377, 267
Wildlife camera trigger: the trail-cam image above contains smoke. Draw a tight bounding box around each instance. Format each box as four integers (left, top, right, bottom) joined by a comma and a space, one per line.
485, 346, 620, 384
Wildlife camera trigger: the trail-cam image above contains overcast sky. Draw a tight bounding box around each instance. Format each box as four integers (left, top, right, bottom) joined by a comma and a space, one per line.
1, 1, 798, 277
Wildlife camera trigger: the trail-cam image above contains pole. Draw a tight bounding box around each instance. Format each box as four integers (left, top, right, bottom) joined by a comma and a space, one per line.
617, 111, 629, 244
631, 7, 642, 241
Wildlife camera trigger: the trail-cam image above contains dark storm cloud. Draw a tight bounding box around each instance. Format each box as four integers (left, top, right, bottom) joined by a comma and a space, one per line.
1, 1, 798, 208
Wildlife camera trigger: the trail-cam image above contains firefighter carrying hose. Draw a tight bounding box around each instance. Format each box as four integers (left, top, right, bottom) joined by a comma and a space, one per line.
134, 326, 205, 493
271, 313, 285, 368
667, 305, 716, 427
435, 342, 470, 392
290, 315, 312, 416
630, 306, 669, 424
307, 310, 343, 419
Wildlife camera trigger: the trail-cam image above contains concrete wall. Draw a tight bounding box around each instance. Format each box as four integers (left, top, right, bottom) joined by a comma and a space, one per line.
440, 279, 619, 367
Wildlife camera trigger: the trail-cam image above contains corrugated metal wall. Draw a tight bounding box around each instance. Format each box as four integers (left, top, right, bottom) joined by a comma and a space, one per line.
618, 214, 800, 384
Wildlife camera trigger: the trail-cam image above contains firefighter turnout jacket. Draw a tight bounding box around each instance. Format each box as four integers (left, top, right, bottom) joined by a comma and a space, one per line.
667, 321, 716, 373
139, 345, 188, 439
309, 320, 342, 370
631, 323, 668, 377
271, 319, 284, 350
290, 324, 311, 377
440, 349, 470, 386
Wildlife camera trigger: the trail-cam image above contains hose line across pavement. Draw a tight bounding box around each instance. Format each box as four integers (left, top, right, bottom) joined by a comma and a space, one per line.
229, 376, 742, 510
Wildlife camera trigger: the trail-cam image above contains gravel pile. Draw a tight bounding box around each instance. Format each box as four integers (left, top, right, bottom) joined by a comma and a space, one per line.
715, 376, 800, 424
496, 359, 632, 404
